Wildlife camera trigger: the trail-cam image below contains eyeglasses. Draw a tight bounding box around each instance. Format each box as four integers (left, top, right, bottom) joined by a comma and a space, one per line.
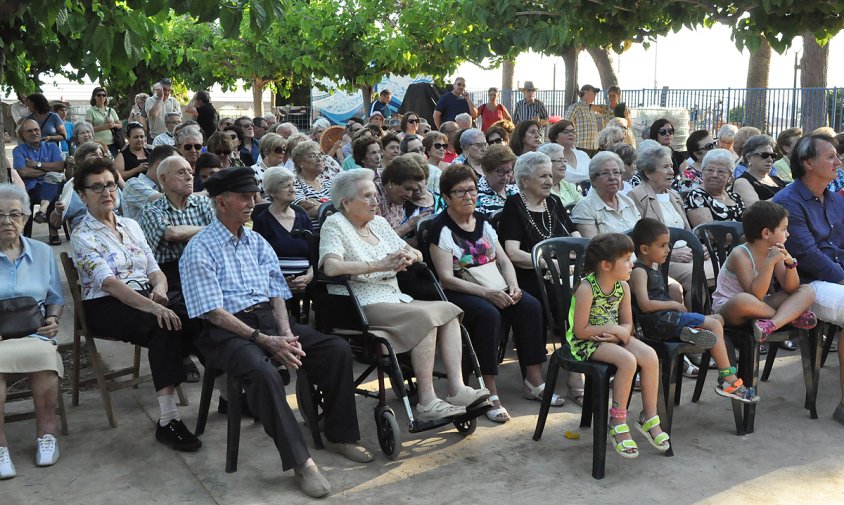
495, 168, 514, 176
750, 152, 777, 160
597, 170, 623, 179
432, 143, 447, 150
562, 128, 576, 135
449, 187, 478, 198
0, 212, 24, 222
95, 93, 106, 97
273, 147, 287, 155
658, 128, 675, 136
487, 138, 504, 145
408, 118, 419, 124
698, 142, 717, 152
702, 168, 730, 177
182, 144, 203, 151
215, 150, 232, 156
84, 182, 119, 193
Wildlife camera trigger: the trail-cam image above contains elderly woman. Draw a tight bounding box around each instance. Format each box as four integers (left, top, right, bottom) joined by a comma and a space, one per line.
547, 119, 590, 184
376, 156, 431, 242
128, 92, 149, 131
382, 133, 402, 167
476, 144, 519, 216
252, 133, 288, 197
85, 87, 121, 157
429, 165, 558, 423
223, 126, 254, 166
52, 142, 123, 231
649, 118, 687, 176
458, 128, 488, 177
732, 134, 786, 208
174, 124, 204, 182
717, 123, 739, 163
597, 125, 626, 152
570, 151, 642, 237
509, 120, 542, 156
538, 143, 582, 206
0, 184, 64, 477
292, 141, 333, 227
70, 159, 199, 451
114, 122, 151, 180
320, 169, 489, 421
684, 148, 746, 227
252, 167, 313, 294
207, 131, 242, 168
773, 127, 803, 183
27, 93, 66, 146
485, 126, 510, 147
731, 126, 762, 178
606, 142, 639, 195
679, 129, 716, 192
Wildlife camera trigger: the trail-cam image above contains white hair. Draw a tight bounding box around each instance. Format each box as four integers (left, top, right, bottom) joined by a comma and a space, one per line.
636, 139, 672, 176
331, 169, 375, 209
263, 166, 295, 198
455, 113, 472, 127
589, 151, 625, 179
718, 124, 738, 140
156, 155, 189, 179
0, 183, 32, 215
701, 148, 735, 172
514, 151, 552, 191
598, 126, 626, 150
459, 128, 485, 148
537, 142, 564, 158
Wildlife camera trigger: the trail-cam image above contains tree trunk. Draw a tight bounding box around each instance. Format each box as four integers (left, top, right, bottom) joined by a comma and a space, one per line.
561, 45, 579, 108
800, 32, 829, 132
360, 84, 374, 119
744, 36, 771, 131
252, 77, 265, 117
501, 59, 515, 112
586, 47, 618, 90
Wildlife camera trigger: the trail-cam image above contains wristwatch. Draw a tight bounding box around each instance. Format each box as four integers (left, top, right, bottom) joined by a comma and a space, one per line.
36, 161, 42, 169
249, 329, 260, 341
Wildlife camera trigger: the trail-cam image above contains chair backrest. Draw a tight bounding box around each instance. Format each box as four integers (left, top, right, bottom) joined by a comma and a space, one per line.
531, 237, 590, 343
416, 215, 437, 271
663, 227, 709, 314
318, 202, 336, 228
693, 220, 744, 274
59, 252, 89, 336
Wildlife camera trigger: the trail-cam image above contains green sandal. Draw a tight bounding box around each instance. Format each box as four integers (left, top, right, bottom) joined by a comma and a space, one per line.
636, 414, 670, 452
608, 407, 638, 459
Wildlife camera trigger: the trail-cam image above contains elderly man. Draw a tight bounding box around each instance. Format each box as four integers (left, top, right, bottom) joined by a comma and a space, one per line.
145, 78, 182, 138
772, 133, 844, 424
180, 168, 371, 498
122, 145, 178, 221
263, 112, 278, 130
433, 77, 477, 129
277, 122, 298, 139
439, 121, 460, 164
369, 89, 392, 119
565, 84, 601, 156
455, 113, 472, 130
513, 81, 548, 125
235, 116, 261, 162
153, 112, 182, 146
12, 119, 64, 240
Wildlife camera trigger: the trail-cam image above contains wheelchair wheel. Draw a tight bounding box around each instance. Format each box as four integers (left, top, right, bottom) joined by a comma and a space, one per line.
453, 417, 476, 436
375, 406, 401, 460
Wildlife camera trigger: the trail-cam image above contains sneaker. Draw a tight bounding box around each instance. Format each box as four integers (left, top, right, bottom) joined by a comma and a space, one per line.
791, 310, 818, 330
0, 447, 15, 479
416, 398, 466, 422
155, 419, 202, 452
753, 319, 777, 343
35, 434, 59, 467
679, 327, 717, 349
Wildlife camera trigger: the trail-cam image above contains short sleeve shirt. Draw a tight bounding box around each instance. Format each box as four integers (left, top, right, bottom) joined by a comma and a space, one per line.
138, 193, 215, 264
434, 93, 470, 123
570, 190, 641, 234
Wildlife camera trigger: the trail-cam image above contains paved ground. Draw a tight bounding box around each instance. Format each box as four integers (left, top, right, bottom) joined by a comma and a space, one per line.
5, 225, 844, 505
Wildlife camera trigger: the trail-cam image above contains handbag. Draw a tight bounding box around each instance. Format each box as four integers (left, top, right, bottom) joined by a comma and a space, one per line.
0, 296, 44, 339
458, 261, 508, 291
109, 108, 126, 149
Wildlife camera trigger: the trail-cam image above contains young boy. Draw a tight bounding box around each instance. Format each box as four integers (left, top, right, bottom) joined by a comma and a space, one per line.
630, 218, 759, 402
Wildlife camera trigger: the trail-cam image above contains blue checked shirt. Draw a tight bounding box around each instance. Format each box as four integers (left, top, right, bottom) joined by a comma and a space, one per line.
179, 219, 291, 319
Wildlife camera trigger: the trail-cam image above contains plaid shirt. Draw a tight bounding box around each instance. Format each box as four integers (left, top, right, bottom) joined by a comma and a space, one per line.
565, 100, 599, 151
512, 99, 548, 124
179, 219, 291, 319
139, 193, 216, 264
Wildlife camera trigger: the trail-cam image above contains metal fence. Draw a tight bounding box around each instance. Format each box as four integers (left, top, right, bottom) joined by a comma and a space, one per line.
469, 87, 844, 137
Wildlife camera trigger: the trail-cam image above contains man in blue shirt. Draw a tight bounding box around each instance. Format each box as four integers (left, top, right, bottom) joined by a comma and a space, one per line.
433, 77, 478, 129
179, 167, 371, 498
772, 132, 844, 424
369, 89, 392, 119
12, 119, 64, 239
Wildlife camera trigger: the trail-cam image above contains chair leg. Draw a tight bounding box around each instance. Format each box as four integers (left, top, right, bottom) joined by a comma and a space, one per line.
580, 376, 594, 428
821, 324, 836, 367
57, 384, 69, 436
72, 332, 81, 407
724, 337, 745, 436
87, 337, 117, 428
532, 357, 560, 441
661, 353, 680, 448
132, 345, 142, 388
591, 372, 610, 480
798, 329, 819, 419
742, 343, 762, 435
691, 350, 711, 403
225, 375, 242, 473
176, 384, 188, 407
195, 367, 216, 435
761, 342, 780, 382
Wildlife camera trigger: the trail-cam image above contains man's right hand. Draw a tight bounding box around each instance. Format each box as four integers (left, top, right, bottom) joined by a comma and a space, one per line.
259, 333, 306, 369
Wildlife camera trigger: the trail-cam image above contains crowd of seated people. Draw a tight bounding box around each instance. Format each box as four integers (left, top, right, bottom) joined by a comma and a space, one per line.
4, 78, 844, 497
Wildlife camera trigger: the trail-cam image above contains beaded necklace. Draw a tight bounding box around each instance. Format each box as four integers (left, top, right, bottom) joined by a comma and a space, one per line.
521, 194, 553, 239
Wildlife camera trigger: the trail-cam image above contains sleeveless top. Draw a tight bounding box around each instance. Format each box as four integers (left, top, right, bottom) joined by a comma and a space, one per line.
711, 243, 760, 312
566, 272, 624, 361
738, 172, 786, 201
120, 147, 151, 176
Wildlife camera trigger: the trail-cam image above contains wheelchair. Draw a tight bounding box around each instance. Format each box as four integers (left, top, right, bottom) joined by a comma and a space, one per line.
297, 228, 490, 459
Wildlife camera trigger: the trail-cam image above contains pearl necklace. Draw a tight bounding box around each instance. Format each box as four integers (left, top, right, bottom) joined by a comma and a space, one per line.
355, 226, 372, 237
521, 194, 553, 240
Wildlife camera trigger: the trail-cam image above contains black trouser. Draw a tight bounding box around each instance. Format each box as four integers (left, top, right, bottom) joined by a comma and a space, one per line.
83, 296, 189, 391
199, 306, 359, 471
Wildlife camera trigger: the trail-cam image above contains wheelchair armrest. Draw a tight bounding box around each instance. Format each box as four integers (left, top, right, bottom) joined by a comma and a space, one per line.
317, 272, 351, 284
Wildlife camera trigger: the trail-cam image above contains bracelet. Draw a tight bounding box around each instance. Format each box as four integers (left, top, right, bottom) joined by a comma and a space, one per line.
785, 259, 798, 269
249, 329, 260, 341
45, 314, 59, 322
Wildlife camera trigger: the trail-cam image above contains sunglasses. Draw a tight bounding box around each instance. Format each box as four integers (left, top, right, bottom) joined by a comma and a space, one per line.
215, 150, 232, 156
487, 138, 504, 145
183, 144, 203, 151
658, 128, 675, 136
433, 143, 447, 150
273, 147, 287, 155
407, 118, 419, 124
750, 152, 777, 160
698, 142, 717, 151
95, 93, 107, 97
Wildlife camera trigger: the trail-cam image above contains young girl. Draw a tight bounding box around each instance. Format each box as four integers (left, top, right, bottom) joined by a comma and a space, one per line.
630, 218, 759, 403
712, 200, 817, 342
567, 233, 668, 459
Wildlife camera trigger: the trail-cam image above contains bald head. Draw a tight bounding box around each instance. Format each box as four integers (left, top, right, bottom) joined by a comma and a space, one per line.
18, 119, 41, 144
157, 156, 195, 199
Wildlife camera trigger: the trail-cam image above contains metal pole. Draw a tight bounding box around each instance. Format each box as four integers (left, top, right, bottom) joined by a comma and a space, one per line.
792, 51, 800, 127
552, 63, 556, 92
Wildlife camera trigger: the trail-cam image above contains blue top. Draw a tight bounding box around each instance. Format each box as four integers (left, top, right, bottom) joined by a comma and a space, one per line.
12, 142, 63, 189
434, 92, 470, 123
0, 237, 64, 337
30, 112, 64, 140
61, 120, 74, 154
773, 178, 844, 283
370, 100, 392, 118
251, 206, 313, 275
179, 219, 292, 319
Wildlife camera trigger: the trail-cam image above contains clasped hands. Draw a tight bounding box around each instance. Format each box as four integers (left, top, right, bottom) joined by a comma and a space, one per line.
257, 329, 306, 369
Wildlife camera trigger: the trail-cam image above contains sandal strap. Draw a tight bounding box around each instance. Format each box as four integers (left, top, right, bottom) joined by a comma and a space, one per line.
718, 366, 737, 378
639, 415, 662, 432
609, 407, 627, 419
609, 422, 631, 435
652, 431, 670, 446
721, 378, 745, 394
616, 438, 637, 450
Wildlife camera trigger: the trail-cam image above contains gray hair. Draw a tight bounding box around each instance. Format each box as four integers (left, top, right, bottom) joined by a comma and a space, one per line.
459, 128, 485, 149
262, 166, 295, 198
455, 113, 472, 126
701, 148, 735, 172
73, 141, 104, 164
156, 155, 189, 179
588, 151, 625, 179
74, 121, 94, 140
174, 125, 203, 146
0, 183, 32, 215
331, 169, 375, 209
598, 126, 626, 150
636, 139, 672, 176
278, 122, 299, 136
741, 134, 776, 160
263, 113, 277, 122
291, 140, 321, 172
537, 142, 564, 158
718, 124, 738, 141
165, 111, 182, 120
514, 151, 552, 191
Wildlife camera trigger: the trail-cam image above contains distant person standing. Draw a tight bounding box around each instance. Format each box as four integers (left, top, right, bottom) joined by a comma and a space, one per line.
512, 81, 548, 126
433, 77, 478, 129
145, 78, 181, 138
477, 87, 511, 132
185, 91, 217, 140
565, 84, 601, 156
369, 89, 393, 119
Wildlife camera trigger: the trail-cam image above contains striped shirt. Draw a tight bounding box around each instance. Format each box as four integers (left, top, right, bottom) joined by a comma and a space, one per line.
565, 100, 600, 151
139, 193, 216, 264
512, 99, 548, 124
180, 219, 291, 319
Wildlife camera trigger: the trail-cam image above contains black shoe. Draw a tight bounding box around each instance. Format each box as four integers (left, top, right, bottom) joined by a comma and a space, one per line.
217, 394, 256, 419
156, 419, 202, 452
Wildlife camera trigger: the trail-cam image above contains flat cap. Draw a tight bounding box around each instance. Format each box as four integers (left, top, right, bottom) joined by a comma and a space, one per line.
203, 167, 260, 197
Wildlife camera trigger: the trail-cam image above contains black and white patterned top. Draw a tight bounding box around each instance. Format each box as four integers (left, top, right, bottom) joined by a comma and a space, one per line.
684, 187, 745, 222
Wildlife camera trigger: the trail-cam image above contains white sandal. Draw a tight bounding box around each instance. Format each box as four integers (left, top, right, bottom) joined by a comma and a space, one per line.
524, 380, 565, 407
484, 395, 511, 423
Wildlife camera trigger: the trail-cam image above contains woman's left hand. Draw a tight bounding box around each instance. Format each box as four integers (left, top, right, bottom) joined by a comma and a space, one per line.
36, 319, 60, 338
508, 286, 523, 303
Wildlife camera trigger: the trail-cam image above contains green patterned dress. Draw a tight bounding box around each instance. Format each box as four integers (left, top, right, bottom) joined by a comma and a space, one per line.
566, 272, 625, 361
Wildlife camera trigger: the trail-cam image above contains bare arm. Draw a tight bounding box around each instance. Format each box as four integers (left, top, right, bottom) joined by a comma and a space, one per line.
732, 179, 759, 208
732, 247, 776, 300
629, 268, 686, 313
503, 239, 533, 269
465, 94, 478, 118
163, 225, 204, 243
577, 223, 599, 238
147, 96, 164, 121
686, 207, 712, 228
433, 110, 443, 129
185, 96, 199, 117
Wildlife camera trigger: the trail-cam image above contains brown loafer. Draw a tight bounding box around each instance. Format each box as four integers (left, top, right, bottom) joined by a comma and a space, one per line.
295, 464, 331, 498
324, 441, 374, 463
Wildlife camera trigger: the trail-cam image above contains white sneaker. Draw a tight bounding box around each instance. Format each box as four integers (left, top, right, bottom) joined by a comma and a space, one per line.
0, 447, 15, 479
35, 434, 59, 467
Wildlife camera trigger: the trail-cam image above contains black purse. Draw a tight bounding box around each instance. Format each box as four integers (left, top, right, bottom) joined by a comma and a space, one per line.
109, 108, 126, 149
0, 296, 44, 339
